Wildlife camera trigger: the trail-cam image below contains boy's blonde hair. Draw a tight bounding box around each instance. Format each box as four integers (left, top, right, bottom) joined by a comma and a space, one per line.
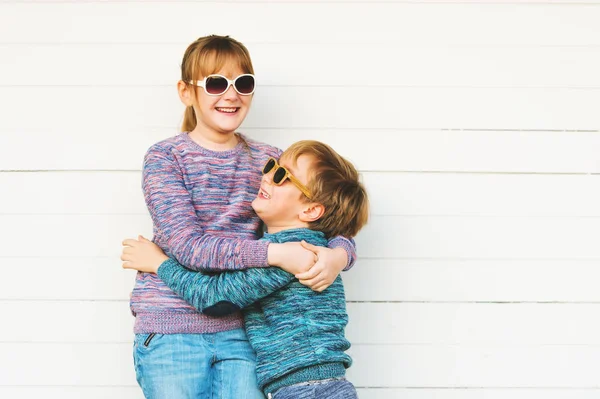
180, 35, 254, 132
283, 141, 369, 238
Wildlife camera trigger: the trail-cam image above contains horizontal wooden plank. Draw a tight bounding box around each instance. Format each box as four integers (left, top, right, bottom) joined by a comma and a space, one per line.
1, 87, 599, 131
1, 215, 598, 259
0, 128, 165, 171
1, 129, 599, 173
0, 301, 134, 343
355, 215, 600, 259
5, 0, 600, 3
353, 389, 600, 399
1, 343, 599, 387
343, 259, 600, 302
1, 3, 600, 45
4, 172, 599, 216
0, 258, 137, 301
3, 301, 600, 345
345, 345, 600, 387
0, 388, 143, 399
4, 258, 599, 302
1, 172, 147, 215
0, 387, 597, 399
345, 303, 600, 345
0, 343, 138, 386
364, 173, 600, 216
4, 44, 600, 88
0, 215, 154, 257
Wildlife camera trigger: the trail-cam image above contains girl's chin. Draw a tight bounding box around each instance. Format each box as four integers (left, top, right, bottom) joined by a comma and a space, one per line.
213, 125, 242, 135
215, 118, 243, 130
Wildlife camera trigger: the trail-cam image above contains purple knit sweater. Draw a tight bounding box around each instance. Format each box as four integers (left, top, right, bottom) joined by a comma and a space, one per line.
130, 132, 356, 334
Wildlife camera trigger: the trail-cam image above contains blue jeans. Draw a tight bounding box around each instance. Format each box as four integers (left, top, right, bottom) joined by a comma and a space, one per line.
133, 328, 264, 399
269, 378, 357, 399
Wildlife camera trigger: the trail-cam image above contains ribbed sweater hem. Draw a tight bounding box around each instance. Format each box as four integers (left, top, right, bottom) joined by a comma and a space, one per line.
241, 239, 270, 268
329, 237, 355, 271
133, 311, 244, 334
263, 362, 346, 395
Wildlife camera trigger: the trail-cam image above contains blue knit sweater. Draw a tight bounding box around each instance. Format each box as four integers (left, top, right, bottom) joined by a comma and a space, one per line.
157, 228, 352, 394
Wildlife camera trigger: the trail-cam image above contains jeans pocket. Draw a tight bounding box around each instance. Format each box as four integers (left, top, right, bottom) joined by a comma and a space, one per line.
143, 333, 157, 347
134, 333, 159, 350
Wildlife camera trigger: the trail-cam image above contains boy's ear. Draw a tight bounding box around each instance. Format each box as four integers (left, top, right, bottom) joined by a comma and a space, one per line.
177, 80, 194, 106
299, 203, 325, 223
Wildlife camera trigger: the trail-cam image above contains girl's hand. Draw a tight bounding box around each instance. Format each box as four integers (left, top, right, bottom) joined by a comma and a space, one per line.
121, 236, 169, 274
269, 242, 317, 276
295, 242, 348, 292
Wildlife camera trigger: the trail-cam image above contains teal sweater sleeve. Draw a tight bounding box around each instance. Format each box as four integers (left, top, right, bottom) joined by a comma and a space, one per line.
157, 258, 295, 317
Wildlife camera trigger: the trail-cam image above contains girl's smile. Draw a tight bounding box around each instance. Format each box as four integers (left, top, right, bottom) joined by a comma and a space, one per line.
215, 107, 240, 114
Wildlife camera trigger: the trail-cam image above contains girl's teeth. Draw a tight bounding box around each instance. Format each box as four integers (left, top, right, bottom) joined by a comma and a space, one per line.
217, 107, 237, 113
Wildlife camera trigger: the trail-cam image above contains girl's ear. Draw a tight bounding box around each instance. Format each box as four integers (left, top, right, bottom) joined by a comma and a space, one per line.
299, 203, 325, 223
177, 80, 194, 106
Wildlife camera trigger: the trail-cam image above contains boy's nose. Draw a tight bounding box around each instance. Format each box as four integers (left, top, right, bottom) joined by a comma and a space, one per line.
262, 171, 274, 184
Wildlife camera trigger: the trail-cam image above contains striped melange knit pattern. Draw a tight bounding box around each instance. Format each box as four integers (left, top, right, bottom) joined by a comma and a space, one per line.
130, 132, 357, 335
156, 228, 352, 394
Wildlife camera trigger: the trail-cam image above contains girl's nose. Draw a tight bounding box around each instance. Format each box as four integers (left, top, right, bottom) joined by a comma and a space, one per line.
221, 84, 239, 99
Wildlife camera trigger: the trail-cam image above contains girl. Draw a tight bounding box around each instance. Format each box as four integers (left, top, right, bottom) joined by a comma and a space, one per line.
128, 35, 356, 398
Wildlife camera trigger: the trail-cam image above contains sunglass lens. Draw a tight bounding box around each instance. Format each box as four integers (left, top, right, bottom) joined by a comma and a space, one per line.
263, 159, 276, 174
273, 167, 286, 185
235, 75, 255, 94
205, 76, 229, 95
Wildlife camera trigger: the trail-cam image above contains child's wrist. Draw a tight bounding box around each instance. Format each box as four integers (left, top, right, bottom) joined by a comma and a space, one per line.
266, 243, 282, 267
154, 255, 170, 273
333, 247, 348, 272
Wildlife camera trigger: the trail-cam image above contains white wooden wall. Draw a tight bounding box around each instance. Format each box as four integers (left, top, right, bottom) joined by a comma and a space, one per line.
1, 1, 599, 398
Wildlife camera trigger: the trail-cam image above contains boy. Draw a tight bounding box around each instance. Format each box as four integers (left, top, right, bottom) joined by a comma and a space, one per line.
122, 140, 369, 398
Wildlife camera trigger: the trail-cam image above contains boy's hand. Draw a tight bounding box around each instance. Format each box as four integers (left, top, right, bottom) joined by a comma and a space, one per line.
269, 242, 317, 275
121, 236, 169, 274
295, 242, 348, 292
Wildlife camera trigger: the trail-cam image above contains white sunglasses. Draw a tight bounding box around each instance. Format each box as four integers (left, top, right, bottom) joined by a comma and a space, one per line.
188, 74, 256, 96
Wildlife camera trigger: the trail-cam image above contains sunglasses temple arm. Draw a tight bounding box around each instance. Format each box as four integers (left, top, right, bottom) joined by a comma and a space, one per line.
288, 175, 312, 199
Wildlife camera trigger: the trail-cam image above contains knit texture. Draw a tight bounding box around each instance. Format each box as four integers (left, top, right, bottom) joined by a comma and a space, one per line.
131, 132, 278, 334
131, 132, 357, 334
157, 228, 352, 393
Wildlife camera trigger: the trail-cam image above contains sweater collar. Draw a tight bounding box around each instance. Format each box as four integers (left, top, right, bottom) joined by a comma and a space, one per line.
263, 228, 327, 246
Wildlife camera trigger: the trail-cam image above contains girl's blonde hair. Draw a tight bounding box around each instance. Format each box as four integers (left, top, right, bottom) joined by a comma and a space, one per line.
283, 141, 370, 238
180, 35, 254, 132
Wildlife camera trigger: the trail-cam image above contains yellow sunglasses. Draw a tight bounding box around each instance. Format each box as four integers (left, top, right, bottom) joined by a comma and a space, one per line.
262, 157, 312, 199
